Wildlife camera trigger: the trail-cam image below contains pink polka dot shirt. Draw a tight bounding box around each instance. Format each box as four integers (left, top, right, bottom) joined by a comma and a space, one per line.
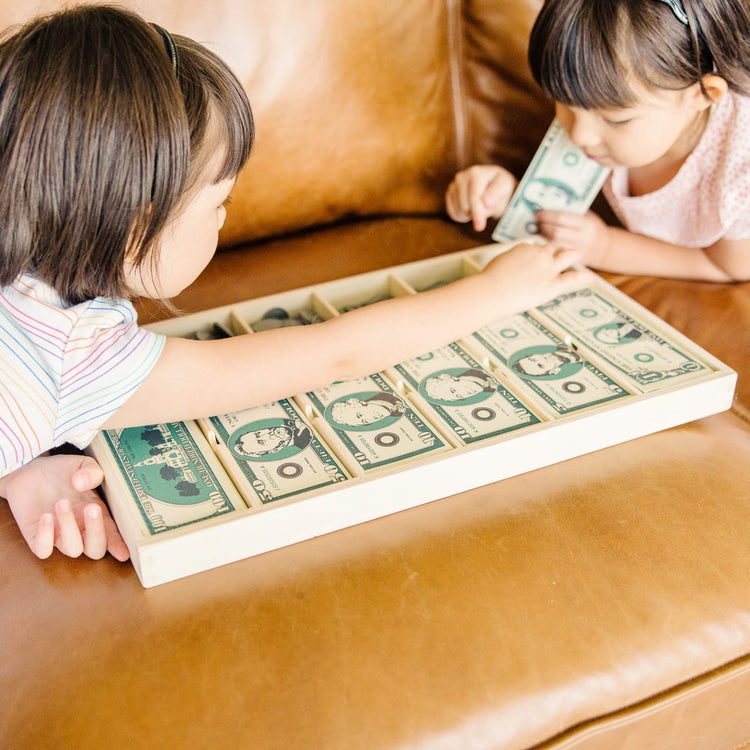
603, 91, 750, 247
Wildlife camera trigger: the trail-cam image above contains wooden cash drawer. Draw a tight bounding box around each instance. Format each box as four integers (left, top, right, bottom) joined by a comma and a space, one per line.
89, 244, 736, 586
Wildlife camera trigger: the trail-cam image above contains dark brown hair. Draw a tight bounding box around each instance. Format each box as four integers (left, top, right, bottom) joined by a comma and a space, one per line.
528, 0, 750, 110
0, 4, 254, 304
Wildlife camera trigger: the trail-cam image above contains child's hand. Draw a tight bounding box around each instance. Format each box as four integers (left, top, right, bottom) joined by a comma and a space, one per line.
483, 241, 586, 314
446, 165, 518, 232
1, 454, 130, 562
535, 209, 610, 268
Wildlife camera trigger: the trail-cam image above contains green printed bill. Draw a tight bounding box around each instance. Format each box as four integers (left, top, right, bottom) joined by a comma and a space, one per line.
492, 119, 609, 242
299, 372, 450, 472
92, 421, 246, 536
203, 398, 349, 505
471, 312, 628, 415
537, 288, 712, 392
388, 341, 541, 444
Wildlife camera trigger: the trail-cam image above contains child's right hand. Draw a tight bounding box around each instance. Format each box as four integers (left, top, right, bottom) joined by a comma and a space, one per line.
481, 240, 586, 315
445, 165, 518, 232
1, 453, 130, 562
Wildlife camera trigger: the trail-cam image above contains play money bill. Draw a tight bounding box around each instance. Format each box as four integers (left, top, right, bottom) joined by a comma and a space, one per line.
203, 398, 349, 504
389, 341, 540, 444
93, 421, 246, 535
537, 288, 711, 392
298, 372, 449, 472
471, 312, 628, 415
492, 119, 609, 242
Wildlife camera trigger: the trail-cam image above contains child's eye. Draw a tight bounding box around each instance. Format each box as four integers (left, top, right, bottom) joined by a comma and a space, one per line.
221, 196, 233, 209
603, 117, 632, 127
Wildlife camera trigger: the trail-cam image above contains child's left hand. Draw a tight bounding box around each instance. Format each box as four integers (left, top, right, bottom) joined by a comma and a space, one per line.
536, 209, 611, 268
1, 453, 130, 561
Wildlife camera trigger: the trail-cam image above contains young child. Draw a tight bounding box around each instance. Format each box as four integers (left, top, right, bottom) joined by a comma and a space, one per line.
446, 0, 750, 283
0, 6, 585, 563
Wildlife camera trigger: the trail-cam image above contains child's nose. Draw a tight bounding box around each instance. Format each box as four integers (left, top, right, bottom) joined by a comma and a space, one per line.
556, 106, 599, 149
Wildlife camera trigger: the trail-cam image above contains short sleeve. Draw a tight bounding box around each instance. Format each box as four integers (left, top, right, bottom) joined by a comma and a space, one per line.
56, 297, 165, 448
1, 277, 166, 477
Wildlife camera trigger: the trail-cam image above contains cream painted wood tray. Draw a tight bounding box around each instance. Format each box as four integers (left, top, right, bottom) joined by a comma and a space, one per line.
89, 244, 736, 587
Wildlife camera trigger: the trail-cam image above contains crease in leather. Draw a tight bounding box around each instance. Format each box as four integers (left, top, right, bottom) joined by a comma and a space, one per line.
445, 0, 468, 171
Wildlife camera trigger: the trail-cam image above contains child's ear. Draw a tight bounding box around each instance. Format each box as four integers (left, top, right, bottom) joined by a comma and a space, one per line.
691, 74, 729, 109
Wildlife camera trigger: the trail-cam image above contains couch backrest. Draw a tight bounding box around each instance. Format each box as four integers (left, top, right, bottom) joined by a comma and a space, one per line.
1, 0, 552, 248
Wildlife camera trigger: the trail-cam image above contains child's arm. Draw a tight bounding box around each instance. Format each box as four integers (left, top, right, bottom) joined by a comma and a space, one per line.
0, 454, 130, 561
445, 165, 517, 232
105, 241, 585, 427
537, 209, 750, 282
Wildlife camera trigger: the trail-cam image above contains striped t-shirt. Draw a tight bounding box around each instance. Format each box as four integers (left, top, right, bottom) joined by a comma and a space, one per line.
1, 275, 165, 477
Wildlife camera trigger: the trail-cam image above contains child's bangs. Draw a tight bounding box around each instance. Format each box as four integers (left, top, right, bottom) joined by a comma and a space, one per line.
174, 33, 254, 188
528, 1, 639, 110
212, 89, 254, 182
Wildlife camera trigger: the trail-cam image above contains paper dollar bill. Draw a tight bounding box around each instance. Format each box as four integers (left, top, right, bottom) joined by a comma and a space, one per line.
388, 342, 540, 444
471, 312, 628, 415
537, 288, 711, 391
201, 399, 349, 504
298, 372, 450, 472
492, 119, 609, 242
92, 421, 246, 535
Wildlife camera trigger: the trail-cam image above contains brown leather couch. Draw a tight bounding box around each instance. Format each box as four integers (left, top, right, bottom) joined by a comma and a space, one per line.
3, 1, 750, 748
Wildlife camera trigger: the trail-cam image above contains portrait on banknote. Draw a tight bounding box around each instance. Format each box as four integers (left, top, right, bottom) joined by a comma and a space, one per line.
228, 418, 312, 460
418, 368, 498, 405
324, 391, 407, 430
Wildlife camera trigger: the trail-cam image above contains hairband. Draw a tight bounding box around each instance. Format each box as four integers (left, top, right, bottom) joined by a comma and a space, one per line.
655, 0, 689, 25
151, 23, 179, 77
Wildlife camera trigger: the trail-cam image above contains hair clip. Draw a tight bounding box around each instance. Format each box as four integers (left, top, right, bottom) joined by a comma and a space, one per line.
151, 23, 179, 77
654, 0, 689, 26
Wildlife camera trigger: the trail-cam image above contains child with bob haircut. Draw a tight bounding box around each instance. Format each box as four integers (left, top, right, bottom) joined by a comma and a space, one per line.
0, 5, 585, 562
446, 0, 750, 283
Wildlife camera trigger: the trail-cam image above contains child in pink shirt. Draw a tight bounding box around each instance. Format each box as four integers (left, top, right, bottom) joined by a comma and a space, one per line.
446, 0, 750, 283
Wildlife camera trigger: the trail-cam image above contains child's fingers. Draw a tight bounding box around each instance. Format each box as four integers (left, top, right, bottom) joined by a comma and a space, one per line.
557, 265, 590, 290
82, 503, 108, 560
536, 210, 587, 238
471, 168, 515, 231
551, 245, 584, 270
468, 173, 500, 230
32, 512, 56, 559
447, 167, 508, 230
101, 508, 130, 561
70, 455, 105, 493
470, 208, 488, 232
53, 498, 85, 557
468, 185, 491, 232
536, 209, 581, 228
445, 189, 462, 221
445, 179, 472, 223
483, 171, 515, 213
107, 535, 131, 562
537, 211, 585, 246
